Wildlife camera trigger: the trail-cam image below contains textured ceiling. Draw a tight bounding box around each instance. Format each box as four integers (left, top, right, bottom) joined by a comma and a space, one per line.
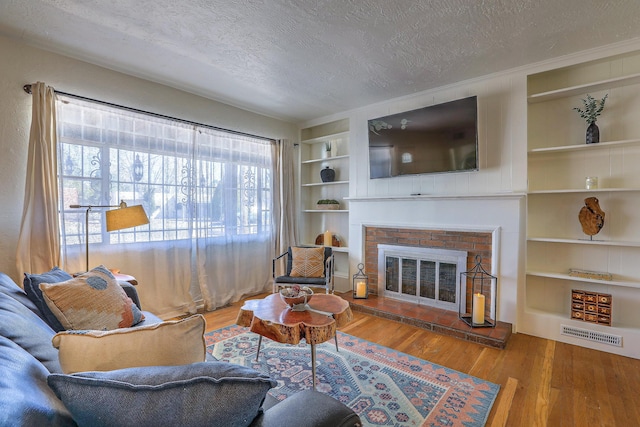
1, 0, 640, 122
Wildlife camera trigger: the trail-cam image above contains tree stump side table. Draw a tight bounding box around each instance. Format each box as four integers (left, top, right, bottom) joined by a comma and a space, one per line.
236, 293, 352, 389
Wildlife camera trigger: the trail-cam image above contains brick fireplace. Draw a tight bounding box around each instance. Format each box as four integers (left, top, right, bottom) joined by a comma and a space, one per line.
344, 226, 510, 348
364, 226, 493, 299
346, 194, 522, 347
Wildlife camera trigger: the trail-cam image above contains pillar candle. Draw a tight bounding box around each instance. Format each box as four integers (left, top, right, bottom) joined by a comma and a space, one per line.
356, 281, 367, 298
472, 293, 485, 325
324, 230, 332, 247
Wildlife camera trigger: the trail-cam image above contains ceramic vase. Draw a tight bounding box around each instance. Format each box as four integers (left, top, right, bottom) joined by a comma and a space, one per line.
586, 122, 600, 144
320, 166, 335, 182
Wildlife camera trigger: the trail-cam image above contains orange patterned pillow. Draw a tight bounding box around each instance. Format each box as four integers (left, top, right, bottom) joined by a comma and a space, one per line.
290, 247, 325, 278
39, 265, 145, 330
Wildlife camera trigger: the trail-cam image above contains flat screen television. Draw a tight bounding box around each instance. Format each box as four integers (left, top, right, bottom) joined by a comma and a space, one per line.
368, 96, 478, 179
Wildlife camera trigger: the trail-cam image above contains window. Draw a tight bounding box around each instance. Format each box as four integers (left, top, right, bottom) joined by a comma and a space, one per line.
57, 97, 273, 248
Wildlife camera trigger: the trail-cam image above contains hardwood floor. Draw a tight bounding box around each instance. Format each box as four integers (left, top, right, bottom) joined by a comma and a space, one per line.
199, 293, 640, 426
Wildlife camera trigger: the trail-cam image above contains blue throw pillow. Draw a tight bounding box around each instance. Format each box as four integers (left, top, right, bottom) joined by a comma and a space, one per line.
48, 362, 276, 427
0, 336, 74, 427
24, 267, 73, 332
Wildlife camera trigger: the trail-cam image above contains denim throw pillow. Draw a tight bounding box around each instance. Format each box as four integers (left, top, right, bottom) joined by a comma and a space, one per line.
23, 266, 73, 331
48, 362, 277, 427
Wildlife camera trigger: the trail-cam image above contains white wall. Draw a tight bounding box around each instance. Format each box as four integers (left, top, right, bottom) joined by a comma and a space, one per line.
0, 35, 297, 283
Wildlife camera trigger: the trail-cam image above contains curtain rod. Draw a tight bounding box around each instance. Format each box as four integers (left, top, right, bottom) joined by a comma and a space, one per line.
23, 84, 275, 142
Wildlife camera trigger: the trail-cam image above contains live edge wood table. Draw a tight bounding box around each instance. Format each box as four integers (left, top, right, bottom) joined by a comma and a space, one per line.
236, 293, 353, 390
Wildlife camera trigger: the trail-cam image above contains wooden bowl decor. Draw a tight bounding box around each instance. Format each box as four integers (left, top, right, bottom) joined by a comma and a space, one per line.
280, 285, 313, 311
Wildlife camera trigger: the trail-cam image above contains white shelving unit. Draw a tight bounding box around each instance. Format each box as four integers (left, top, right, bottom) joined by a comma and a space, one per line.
299, 119, 350, 291
525, 50, 640, 358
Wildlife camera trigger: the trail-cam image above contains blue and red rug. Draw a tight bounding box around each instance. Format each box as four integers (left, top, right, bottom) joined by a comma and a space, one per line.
206, 325, 499, 426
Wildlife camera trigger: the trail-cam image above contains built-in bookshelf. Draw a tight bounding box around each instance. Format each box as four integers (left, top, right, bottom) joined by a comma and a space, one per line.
299, 119, 350, 290
525, 50, 640, 358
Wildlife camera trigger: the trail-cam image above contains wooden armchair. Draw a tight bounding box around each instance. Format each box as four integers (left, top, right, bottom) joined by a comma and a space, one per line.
272, 246, 334, 294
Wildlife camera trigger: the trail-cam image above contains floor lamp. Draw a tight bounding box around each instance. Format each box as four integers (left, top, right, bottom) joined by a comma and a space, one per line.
69, 200, 150, 272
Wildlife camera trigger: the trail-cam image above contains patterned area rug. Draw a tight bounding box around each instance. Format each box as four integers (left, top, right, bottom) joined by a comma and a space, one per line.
206, 325, 499, 426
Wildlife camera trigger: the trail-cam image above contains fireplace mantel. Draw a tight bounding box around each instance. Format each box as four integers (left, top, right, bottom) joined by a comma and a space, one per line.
346, 192, 525, 202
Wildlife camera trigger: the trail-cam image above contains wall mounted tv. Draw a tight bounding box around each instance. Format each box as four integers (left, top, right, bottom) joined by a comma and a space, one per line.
368, 96, 478, 179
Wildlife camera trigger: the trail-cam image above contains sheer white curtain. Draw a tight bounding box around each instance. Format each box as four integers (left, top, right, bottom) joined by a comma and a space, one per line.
16, 82, 61, 277
192, 128, 274, 310
58, 98, 197, 318
57, 97, 275, 317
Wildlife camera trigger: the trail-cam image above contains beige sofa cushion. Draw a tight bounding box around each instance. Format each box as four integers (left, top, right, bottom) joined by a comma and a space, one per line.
52, 314, 207, 374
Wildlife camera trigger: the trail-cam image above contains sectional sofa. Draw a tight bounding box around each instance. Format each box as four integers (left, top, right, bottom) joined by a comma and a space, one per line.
0, 268, 361, 427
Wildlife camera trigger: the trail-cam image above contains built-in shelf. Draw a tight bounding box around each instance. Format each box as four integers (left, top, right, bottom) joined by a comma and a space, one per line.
528, 138, 640, 154
300, 131, 350, 144
528, 188, 640, 194
301, 154, 349, 164
298, 244, 349, 253
300, 119, 350, 292
347, 192, 526, 202
527, 72, 640, 103
526, 271, 640, 289
527, 237, 640, 247
524, 307, 640, 331
303, 209, 349, 213
525, 50, 640, 359
302, 180, 348, 187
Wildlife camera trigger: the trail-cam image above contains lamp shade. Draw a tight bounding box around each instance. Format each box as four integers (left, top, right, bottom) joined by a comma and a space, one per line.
105, 204, 149, 232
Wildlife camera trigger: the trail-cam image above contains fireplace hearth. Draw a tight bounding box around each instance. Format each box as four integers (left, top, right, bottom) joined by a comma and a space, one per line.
343, 292, 512, 348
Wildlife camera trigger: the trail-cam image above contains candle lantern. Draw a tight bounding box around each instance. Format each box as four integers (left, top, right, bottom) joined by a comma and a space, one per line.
352, 263, 369, 299
459, 255, 497, 328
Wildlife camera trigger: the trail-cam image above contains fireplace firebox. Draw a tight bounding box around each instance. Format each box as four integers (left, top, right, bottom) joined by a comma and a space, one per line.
378, 244, 467, 311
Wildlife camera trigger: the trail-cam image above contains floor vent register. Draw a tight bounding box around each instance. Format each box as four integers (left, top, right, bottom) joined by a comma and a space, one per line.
560, 324, 622, 347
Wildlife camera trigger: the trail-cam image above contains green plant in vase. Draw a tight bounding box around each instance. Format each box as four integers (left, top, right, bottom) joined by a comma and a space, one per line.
324, 142, 332, 158
573, 94, 608, 144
